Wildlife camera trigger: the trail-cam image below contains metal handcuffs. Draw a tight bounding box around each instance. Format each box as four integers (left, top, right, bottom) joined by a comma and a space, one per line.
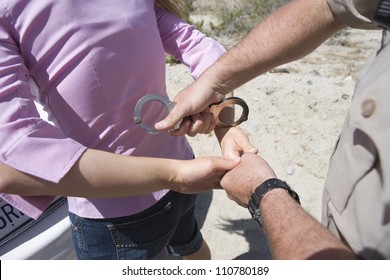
133, 94, 249, 134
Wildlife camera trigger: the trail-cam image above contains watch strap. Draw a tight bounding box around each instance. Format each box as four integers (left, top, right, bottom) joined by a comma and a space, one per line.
248, 178, 300, 226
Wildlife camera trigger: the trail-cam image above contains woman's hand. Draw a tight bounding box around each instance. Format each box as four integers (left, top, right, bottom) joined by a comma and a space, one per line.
215, 126, 258, 161
169, 156, 240, 194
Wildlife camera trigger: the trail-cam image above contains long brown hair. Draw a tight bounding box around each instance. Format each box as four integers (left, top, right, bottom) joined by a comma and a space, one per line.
155, 0, 185, 18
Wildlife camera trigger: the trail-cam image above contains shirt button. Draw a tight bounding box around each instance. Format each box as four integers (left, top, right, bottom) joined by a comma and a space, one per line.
361, 99, 376, 118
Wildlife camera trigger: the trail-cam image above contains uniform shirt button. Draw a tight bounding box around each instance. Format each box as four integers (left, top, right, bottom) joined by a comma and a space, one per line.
361, 99, 376, 118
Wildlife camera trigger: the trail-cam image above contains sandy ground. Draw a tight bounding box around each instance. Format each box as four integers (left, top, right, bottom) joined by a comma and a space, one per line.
157, 26, 383, 260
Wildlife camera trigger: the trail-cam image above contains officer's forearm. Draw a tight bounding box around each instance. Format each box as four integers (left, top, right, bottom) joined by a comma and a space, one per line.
260, 188, 359, 259
197, 0, 346, 95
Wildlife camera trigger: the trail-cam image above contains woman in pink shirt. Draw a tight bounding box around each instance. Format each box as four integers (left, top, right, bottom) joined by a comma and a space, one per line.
0, 0, 256, 259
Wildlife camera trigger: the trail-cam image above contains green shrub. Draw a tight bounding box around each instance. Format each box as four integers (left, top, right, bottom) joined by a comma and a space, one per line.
209, 0, 288, 38
165, 0, 289, 64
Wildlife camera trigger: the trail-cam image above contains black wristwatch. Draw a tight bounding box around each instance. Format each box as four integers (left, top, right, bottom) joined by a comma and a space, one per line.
248, 178, 300, 227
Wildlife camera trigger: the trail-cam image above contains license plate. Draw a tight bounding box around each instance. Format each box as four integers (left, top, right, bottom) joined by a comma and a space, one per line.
0, 198, 33, 246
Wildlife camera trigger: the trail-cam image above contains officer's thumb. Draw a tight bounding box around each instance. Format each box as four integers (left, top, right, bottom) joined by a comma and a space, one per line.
155, 106, 186, 131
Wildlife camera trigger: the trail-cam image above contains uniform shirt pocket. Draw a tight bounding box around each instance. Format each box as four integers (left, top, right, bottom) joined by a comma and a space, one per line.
325, 119, 378, 213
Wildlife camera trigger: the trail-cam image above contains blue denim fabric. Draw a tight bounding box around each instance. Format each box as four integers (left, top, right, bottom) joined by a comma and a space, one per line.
69, 191, 203, 259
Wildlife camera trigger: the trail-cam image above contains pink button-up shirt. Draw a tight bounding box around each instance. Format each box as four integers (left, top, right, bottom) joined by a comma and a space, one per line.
0, 0, 225, 219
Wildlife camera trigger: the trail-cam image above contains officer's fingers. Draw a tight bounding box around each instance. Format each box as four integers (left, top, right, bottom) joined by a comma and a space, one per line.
187, 114, 205, 137
198, 110, 215, 134
169, 117, 191, 136
205, 115, 216, 134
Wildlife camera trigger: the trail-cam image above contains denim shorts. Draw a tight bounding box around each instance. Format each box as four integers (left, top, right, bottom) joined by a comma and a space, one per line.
69, 191, 203, 260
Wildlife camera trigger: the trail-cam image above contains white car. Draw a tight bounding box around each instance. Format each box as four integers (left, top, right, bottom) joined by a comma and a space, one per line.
0, 196, 75, 259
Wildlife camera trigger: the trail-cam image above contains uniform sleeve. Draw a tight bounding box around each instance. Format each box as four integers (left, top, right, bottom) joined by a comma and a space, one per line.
0, 12, 86, 218
327, 0, 381, 29
155, 5, 226, 79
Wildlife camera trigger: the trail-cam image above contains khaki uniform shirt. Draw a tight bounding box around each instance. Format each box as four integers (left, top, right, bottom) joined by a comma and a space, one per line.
324, 0, 390, 259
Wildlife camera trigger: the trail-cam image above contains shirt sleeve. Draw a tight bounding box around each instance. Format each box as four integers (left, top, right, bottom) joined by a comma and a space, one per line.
0, 12, 87, 218
327, 0, 381, 29
155, 5, 226, 79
